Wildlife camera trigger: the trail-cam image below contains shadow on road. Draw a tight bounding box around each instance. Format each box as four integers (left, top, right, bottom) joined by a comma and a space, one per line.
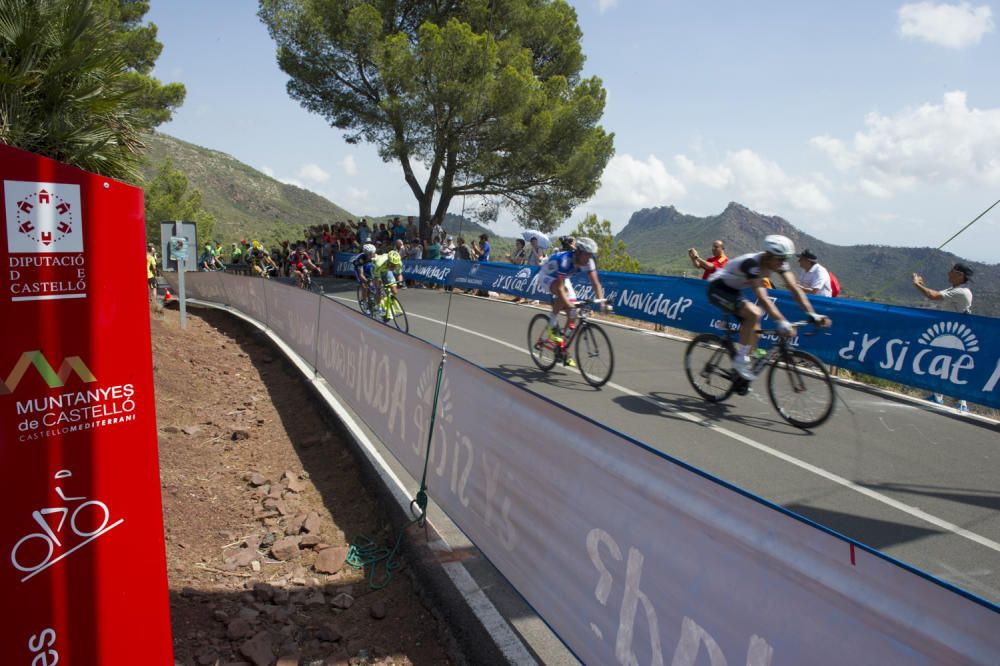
859, 482, 1000, 512
489, 362, 605, 392
783, 503, 940, 551
611, 390, 813, 437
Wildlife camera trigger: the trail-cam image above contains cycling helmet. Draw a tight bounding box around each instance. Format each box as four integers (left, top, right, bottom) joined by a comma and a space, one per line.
387, 250, 402, 265
575, 237, 598, 255
762, 234, 795, 259
362, 243, 376, 256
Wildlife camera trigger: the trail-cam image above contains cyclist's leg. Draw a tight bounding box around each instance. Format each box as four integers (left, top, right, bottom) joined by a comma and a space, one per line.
547, 278, 571, 341
734, 300, 760, 351
708, 281, 755, 380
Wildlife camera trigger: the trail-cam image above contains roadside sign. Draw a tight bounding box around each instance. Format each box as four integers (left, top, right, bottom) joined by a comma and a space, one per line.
0, 143, 174, 663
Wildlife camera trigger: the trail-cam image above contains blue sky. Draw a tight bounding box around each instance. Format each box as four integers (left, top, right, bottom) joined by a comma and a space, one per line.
149, 1, 999, 263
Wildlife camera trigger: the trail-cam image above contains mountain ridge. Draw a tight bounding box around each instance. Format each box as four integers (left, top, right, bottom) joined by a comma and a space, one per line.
617, 203, 999, 315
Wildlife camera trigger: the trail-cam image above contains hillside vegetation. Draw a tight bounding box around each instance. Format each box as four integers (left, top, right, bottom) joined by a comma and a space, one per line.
142, 132, 356, 246
618, 203, 999, 316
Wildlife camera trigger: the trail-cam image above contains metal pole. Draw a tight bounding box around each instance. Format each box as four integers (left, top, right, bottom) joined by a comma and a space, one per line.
175, 220, 187, 329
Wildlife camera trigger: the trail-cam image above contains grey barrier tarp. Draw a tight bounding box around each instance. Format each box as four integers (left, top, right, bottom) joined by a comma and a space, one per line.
169, 272, 1000, 665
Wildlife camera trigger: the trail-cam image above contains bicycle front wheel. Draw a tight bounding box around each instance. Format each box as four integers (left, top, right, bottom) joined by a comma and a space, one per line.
767, 349, 835, 429
386, 296, 409, 333
527, 314, 559, 371
575, 323, 614, 387
684, 333, 737, 402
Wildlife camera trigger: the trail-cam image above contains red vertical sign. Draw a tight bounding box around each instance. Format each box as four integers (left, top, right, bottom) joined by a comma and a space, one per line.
0, 144, 173, 664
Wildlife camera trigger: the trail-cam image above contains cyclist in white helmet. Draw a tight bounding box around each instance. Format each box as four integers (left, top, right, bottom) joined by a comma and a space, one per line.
352, 243, 377, 304
708, 234, 830, 380
536, 236, 608, 360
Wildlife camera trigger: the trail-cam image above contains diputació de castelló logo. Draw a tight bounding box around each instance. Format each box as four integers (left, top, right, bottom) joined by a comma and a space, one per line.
5, 180, 87, 302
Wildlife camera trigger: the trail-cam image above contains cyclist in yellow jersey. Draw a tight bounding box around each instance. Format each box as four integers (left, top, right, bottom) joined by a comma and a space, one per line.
373, 250, 404, 320
146, 244, 158, 302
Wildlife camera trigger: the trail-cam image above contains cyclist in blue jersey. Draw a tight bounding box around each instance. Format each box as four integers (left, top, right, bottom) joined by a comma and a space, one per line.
707, 234, 830, 381
352, 243, 377, 303
536, 237, 608, 355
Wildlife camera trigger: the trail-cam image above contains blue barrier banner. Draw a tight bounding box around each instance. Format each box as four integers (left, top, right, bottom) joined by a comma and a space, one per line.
332, 253, 1000, 407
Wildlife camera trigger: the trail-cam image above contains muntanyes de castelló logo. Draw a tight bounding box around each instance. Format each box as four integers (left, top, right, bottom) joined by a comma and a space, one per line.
5, 180, 83, 253
0, 351, 96, 396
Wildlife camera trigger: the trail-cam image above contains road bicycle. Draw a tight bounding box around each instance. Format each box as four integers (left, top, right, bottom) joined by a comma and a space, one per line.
297, 268, 323, 292
684, 316, 835, 429
528, 298, 614, 388
358, 277, 409, 333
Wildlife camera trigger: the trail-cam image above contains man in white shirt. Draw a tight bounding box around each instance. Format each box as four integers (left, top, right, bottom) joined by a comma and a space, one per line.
912, 262, 974, 412
797, 249, 832, 297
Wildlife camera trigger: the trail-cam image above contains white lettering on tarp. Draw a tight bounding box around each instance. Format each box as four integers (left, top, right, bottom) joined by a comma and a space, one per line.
984, 357, 1000, 393
838, 332, 881, 363
839, 327, 980, 387
482, 450, 517, 550
492, 274, 532, 292
617, 290, 693, 321
409, 264, 452, 281
318, 330, 409, 431
411, 367, 472, 507
586, 528, 773, 666
617, 547, 664, 666
671, 617, 724, 666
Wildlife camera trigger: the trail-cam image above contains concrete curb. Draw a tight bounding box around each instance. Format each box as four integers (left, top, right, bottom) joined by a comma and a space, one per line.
182, 298, 539, 666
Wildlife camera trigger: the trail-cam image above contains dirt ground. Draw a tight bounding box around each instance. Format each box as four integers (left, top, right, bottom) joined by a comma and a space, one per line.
152, 306, 455, 666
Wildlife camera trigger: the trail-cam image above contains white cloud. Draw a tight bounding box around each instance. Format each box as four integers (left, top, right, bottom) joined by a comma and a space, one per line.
341, 155, 358, 176
261, 165, 275, 178
674, 154, 731, 188
597, 0, 619, 13
591, 154, 686, 208
297, 163, 331, 183
811, 91, 1000, 197
586, 150, 831, 220
723, 150, 833, 213
897, 2, 994, 48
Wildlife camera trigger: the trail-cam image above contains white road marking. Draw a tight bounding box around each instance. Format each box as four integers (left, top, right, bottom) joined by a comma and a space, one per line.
331, 293, 1000, 556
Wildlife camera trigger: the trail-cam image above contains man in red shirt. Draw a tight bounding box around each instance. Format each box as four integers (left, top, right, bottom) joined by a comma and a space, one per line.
688, 240, 728, 279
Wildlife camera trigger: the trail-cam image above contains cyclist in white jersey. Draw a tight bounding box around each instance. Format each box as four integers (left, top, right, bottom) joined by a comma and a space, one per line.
707, 235, 830, 380
537, 237, 608, 352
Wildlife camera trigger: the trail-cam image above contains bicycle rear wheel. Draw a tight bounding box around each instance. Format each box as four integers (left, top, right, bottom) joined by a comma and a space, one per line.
575, 323, 614, 387
527, 314, 559, 371
767, 349, 835, 429
385, 296, 409, 333
684, 333, 737, 402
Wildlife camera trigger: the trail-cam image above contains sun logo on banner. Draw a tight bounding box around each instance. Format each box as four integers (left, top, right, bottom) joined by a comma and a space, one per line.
515, 267, 532, 279
917, 321, 979, 353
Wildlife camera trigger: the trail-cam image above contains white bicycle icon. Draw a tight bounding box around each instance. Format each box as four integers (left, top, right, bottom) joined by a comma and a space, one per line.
10, 470, 122, 581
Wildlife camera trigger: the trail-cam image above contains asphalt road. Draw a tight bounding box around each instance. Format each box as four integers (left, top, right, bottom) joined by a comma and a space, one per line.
321, 279, 1000, 608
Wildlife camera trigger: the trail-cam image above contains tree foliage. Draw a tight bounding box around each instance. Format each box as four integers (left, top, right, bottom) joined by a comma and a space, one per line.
0, 0, 184, 181
572, 213, 640, 274
96, 0, 186, 129
144, 157, 215, 249
259, 0, 614, 235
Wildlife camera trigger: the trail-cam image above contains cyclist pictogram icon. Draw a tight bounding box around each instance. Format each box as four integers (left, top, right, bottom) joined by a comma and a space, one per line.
10, 469, 124, 582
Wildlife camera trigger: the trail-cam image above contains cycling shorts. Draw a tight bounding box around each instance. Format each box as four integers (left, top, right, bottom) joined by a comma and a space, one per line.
376, 270, 399, 286
538, 273, 577, 303
707, 279, 749, 316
